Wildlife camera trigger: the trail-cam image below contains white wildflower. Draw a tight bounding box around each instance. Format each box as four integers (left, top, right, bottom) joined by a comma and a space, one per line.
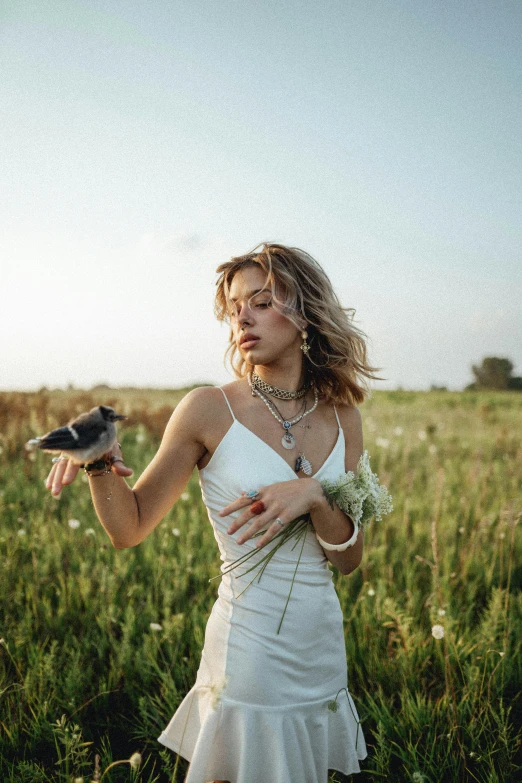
499, 532, 505, 539
68, 519, 81, 529
181, 492, 190, 501
85, 528, 95, 536
393, 427, 403, 436
210, 675, 229, 710
418, 430, 427, 440
172, 528, 181, 536
431, 624, 445, 639
375, 437, 389, 448
149, 622, 163, 632
438, 608, 446, 616
135, 432, 146, 444
17, 529, 26, 536
458, 526, 465, 534
129, 752, 142, 769
412, 773, 426, 782
367, 588, 376, 596
428, 444, 437, 454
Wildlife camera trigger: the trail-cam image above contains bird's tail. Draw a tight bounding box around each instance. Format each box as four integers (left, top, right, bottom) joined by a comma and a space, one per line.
25, 438, 42, 451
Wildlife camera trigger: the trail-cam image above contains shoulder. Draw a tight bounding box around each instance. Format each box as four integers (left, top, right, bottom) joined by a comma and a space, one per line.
334, 402, 362, 433
333, 403, 364, 471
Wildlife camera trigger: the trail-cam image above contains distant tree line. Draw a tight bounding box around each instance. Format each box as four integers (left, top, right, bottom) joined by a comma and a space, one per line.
466, 357, 522, 391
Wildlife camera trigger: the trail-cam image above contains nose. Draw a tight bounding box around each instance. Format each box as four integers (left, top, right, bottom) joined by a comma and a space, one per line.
237, 301, 253, 327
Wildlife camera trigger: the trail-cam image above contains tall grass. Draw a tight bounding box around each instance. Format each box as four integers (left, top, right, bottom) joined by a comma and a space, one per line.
0, 388, 520, 782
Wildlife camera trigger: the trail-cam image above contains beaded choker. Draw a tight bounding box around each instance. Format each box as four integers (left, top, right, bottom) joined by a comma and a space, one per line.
250, 371, 308, 400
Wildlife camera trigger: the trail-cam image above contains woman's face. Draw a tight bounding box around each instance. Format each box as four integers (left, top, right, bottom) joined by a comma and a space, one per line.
228, 266, 303, 365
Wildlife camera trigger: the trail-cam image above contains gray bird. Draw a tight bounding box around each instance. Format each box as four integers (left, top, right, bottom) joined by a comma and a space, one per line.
26, 405, 127, 465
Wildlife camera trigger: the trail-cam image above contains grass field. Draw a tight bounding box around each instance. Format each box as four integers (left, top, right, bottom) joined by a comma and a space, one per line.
1, 388, 520, 782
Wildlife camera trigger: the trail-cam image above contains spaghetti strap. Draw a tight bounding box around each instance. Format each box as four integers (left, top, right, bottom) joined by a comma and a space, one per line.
333, 403, 341, 428
219, 387, 236, 422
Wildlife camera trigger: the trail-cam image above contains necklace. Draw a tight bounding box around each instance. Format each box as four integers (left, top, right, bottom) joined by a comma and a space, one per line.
250, 371, 308, 400
247, 373, 319, 457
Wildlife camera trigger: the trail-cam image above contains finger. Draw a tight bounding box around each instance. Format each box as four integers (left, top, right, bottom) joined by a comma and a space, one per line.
51, 459, 69, 496
236, 517, 271, 545
62, 460, 80, 485
45, 462, 59, 489
254, 518, 288, 549
112, 460, 133, 477
219, 494, 254, 518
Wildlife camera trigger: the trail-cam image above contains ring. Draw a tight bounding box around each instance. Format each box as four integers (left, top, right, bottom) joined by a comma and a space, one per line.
245, 489, 259, 499
250, 500, 266, 515
52, 455, 68, 463
275, 517, 286, 528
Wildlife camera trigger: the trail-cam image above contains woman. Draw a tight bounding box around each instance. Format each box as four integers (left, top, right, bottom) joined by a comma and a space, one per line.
46, 242, 383, 783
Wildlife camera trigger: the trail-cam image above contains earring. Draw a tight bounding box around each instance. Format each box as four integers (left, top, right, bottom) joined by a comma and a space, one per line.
300, 330, 310, 355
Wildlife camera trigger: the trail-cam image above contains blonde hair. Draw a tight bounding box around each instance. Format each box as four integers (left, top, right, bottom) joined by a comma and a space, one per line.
214, 242, 386, 405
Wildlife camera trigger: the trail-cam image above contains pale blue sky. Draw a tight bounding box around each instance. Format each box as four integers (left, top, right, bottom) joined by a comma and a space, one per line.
2, 0, 521, 391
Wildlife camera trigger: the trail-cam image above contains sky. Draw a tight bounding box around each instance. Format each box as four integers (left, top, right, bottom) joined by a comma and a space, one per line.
1, 0, 521, 392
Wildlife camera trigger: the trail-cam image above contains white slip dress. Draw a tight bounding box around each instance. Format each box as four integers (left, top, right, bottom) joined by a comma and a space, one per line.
157, 388, 367, 782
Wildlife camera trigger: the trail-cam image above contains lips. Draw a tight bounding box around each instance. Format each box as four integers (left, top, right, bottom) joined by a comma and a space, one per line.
239, 333, 260, 347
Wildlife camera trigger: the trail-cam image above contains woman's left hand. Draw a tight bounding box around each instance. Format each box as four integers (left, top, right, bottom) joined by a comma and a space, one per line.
219, 478, 324, 548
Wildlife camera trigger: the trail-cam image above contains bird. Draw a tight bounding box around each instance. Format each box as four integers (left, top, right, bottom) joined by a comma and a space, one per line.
25, 405, 127, 465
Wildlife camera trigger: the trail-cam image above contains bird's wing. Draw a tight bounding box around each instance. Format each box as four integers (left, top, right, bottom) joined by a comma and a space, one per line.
38, 416, 107, 451
37, 426, 84, 451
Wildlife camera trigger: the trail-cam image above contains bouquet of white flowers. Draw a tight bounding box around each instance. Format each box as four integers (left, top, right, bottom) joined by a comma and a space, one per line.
319, 449, 393, 531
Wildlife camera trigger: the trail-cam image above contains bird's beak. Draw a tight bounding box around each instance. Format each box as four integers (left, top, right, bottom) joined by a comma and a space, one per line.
113, 414, 127, 421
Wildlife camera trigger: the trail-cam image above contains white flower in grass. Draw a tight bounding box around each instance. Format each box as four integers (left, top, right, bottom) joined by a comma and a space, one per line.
149, 622, 163, 632
438, 608, 446, 616
17, 529, 26, 536
499, 532, 505, 539
417, 430, 427, 440
129, 752, 142, 769
367, 588, 376, 596
135, 431, 146, 444
85, 528, 95, 536
172, 528, 181, 537
458, 526, 465, 534
393, 427, 403, 436
428, 444, 437, 454
68, 518, 81, 529
375, 437, 389, 448
181, 492, 190, 501
412, 773, 426, 782
431, 624, 445, 639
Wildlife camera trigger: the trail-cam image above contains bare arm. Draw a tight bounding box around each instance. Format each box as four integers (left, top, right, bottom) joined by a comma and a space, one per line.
86, 387, 211, 548
308, 405, 365, 575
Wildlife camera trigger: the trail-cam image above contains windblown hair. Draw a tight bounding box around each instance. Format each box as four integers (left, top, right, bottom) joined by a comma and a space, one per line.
214, 242, 386, 406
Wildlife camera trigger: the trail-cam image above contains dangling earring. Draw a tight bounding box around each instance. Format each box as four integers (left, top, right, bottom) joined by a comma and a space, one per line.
300, 330, 310, 355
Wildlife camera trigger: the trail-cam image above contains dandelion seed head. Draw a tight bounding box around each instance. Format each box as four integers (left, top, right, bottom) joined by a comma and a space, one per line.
428, 444, 437, 454
458, 526, 465, 534
431, 624, 445, 639
149, 622, 163, 631
438, 608, 446, 616
393, 426, 403, 436
181, 492, 190, 501
129, 752, 142, 769
375, 437, 389, 448
17, 529, 26, 536
172, 528, 181, 536
85, 528, 95, 536
418, 430, 427, 440
367, 588, 376, 596
412, 773, 426, 782
68, 519, 81, 529
499, 532, 505, 539
135, 432, 146, 444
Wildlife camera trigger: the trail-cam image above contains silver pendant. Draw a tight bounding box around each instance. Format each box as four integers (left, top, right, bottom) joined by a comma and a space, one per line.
282, 432, 295, 449
300, 456, 313, 476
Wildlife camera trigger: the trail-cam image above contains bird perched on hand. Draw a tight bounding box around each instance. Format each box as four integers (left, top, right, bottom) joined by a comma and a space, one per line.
26, 405, 127, 465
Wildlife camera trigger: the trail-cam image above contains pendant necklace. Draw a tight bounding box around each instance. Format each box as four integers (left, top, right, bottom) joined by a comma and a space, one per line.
247, 372, 318, 474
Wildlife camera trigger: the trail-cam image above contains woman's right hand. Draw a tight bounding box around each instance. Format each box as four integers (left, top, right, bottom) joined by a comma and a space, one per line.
44, 443, 134, 497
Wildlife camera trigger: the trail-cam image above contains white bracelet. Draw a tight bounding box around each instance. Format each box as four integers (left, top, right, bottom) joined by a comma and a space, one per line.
315, 520, 359, 552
